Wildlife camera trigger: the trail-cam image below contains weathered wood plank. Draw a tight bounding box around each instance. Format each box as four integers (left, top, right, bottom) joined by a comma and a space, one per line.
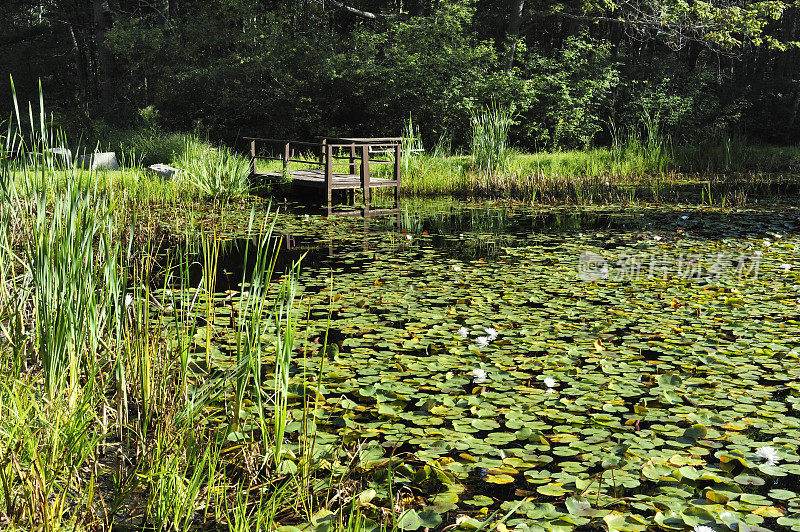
261, 169, 396, 189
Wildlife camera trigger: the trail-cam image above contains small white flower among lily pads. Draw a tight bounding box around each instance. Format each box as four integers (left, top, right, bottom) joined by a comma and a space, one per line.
782, 263, 792, 271
452, 265, 462, 272
406, 234, 413, 241
458, 327, 469, 338
475, 336, 490, 348
471, 368, 488, 384
544, 377, 556, 388
681, 215, 689, 220
653, 235, 662, 241
484, 327, 498, 341
693, 526, 715, 532
755, 445, 780, 467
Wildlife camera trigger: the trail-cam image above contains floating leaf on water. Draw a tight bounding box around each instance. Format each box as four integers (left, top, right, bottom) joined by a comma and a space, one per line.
536, 483, 567, 497
768, 488, 797, 501
603, 512, 648, 532
680, 424, 708, 444
485, 473, 515, 484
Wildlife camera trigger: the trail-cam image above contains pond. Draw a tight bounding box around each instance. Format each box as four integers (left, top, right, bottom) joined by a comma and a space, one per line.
159, 199, 800, 531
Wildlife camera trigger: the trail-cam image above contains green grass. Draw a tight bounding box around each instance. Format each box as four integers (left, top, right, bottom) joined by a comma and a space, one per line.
396, 143, 800, 203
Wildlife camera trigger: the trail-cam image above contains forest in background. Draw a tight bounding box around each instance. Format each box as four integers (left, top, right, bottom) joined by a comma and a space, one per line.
2, 0, 800, 152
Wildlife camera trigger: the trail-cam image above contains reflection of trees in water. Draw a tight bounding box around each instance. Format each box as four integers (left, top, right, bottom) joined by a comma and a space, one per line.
167, 204, 629, 287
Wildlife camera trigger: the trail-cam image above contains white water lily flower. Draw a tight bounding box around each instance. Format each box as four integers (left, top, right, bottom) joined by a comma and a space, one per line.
753, 250, 763, 256
544, 377, 556, 388
452, 265, 462, 272
782, 263, 792, 271
578, 232, 584, 237
693, 526, 714, 532
764, 240, 772, 246
406, 234, 413, 241
472, 368, 488, 383
653, 235, 662, 241
681, 215, 689, 220
303, 214, 310, 221
458, 327, 469, 338
756, 446, 780, 466
484, 327, 498, 341
475, 336, 490, 348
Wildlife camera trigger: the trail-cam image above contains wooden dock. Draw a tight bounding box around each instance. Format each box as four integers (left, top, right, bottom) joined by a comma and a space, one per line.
245, 137, 402, 215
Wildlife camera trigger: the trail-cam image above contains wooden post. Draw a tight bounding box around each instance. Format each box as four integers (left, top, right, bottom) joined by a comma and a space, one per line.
394, 142, 401, 208
360, 144, 371, 210
283, 141, 290, 177
319, 138, 327, 166
349, 144, 357, 175
250, 139, 256, 178
325, 143, 333, 215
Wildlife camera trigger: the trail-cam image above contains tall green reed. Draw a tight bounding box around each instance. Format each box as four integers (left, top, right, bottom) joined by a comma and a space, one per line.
230, 210, 280, 435
401, 116, 423, 174
177, 136, 251, 197
470, 102, 514, 175
273, 260, 300, 471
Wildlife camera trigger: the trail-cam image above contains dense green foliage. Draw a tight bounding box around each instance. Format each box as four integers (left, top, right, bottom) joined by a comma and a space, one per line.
2, 0, 800, 153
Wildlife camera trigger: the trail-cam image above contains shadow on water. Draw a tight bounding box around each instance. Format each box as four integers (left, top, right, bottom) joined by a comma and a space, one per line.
165, 198, 800, 291
179, 207, 626, 291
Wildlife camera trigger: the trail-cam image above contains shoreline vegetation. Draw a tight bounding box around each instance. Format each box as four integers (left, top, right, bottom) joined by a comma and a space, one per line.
12, 133, 800, 207
11, 101, 797, 207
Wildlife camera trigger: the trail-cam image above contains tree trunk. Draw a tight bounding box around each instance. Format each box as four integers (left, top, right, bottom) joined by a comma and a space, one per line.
67, 23, 90, 120
168, 0, 179, 21
504, 0, 525, 72
786, 85, 800, 142
93, 0, 115, 120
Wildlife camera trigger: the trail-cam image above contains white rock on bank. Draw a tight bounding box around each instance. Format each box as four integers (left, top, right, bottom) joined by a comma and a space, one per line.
147, 163, 181, 179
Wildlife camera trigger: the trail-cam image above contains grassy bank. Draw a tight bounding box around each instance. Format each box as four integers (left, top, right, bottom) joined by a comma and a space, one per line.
251, 139, 800, 206
398, 144, 800, 201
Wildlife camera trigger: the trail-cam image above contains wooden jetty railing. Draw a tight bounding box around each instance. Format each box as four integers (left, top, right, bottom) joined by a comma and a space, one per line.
244, 137, 402, 215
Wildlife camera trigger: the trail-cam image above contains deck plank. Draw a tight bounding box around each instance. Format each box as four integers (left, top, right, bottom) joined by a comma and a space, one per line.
260, 169, 397, 189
